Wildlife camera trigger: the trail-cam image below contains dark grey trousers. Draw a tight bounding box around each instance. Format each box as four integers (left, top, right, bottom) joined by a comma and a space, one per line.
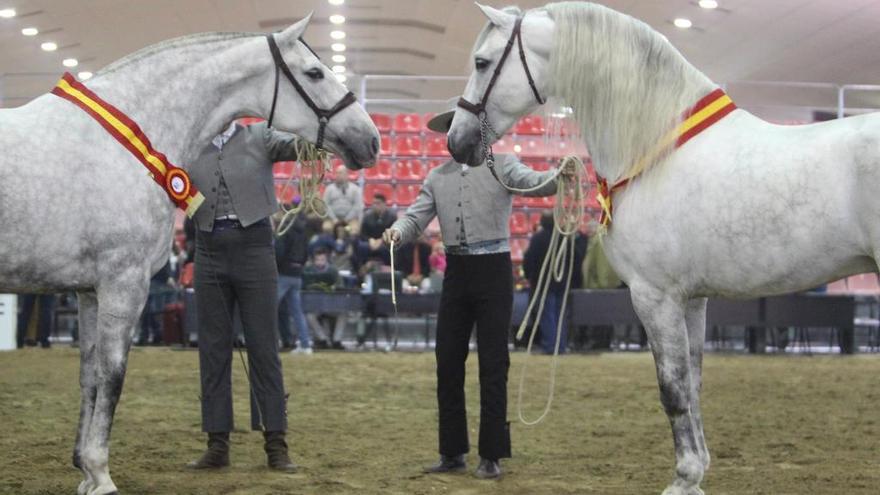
194, 221, 287, 432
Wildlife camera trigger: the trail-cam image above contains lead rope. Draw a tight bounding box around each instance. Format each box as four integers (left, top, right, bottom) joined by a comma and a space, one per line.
275, 139, 332, 236
477, 114, 586, 425
390, 240, 400, 350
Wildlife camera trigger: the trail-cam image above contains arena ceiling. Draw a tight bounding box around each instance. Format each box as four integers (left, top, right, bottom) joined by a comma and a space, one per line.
2, 0, 880, 117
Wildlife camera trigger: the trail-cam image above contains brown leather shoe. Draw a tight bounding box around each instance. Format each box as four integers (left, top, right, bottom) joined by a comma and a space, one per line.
187, 432, 230, 470
264, 431, 297, 473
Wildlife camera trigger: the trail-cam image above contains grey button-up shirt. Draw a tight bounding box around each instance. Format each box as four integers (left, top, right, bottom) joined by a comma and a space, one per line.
391, 154, 558, 248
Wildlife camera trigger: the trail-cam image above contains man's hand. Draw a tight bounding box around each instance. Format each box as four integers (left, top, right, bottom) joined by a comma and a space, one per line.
560, 159, 579, 178
382, 228, 401, 246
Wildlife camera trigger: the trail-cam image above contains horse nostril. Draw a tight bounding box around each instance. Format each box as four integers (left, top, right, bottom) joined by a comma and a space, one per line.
370, 136, 380, 155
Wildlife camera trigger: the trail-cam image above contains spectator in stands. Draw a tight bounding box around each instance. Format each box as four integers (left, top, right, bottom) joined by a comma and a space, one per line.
274, 209, 312, 354
522, 211, 586, 354
330, 221, 358, 285
397, 234, 432, 293
16, 294, 54, 348
359, 193, 397, 265
309, 219, 337, 256
383, 109, 574, 479
136, 260, 176, 346
303, 248, 345, 349
186, 120, 296, 472
323, 164, 363, 223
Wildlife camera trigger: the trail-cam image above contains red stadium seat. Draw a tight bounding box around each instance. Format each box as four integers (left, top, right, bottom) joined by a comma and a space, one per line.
274, 182, 296, 204
364, 183, 395, 205
513, 195, 528, 208
395, 184, 421, 206
370, 113, 392, 133
520, 137, 549, 159
393, 113, 423, 133
526, 195, 555, 208
509, 211, 529, 235
365, 159, 393, 180
380, 135, 392, 156
510, 238, 528, 263
493, 136, 518, 154
330, 159, 361, 181
393, 135, 423, 156
425, 135, 450, 157
514, 115, 545, 135
394, 159, 426, 181
426, 159, 446, 171
273, 161, 295, 179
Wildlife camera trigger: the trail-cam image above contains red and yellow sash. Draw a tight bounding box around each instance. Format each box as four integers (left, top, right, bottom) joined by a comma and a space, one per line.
597, 88, 736, 228
51, 73, 204, 217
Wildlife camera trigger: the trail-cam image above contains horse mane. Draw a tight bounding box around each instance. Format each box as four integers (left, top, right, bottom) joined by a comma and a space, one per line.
98, 32, 260, 76
544, 2, 716, 183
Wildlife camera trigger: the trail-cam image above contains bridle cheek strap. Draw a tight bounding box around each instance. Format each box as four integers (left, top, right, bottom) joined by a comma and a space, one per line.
457, 16, 545, 118
265, 34, 357, 149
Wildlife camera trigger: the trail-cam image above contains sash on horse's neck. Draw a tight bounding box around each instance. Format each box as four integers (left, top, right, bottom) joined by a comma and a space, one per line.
597, 88, 736, 228
51, 73, 205, 217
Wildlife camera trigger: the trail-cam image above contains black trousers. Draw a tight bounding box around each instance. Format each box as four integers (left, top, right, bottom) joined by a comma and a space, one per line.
194, 221, 287, 432
435, 252, 512, 460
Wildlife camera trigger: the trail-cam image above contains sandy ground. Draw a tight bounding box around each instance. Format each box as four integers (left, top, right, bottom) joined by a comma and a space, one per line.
0, 347, 878, 495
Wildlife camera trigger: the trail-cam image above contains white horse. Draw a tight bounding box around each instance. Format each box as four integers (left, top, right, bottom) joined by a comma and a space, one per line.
448, 3, 880, 494
0, 15, 379, 495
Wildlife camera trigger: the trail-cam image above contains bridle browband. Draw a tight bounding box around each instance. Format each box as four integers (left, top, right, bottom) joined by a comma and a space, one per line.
457, 16, 545, 119
266, 34, 357, 149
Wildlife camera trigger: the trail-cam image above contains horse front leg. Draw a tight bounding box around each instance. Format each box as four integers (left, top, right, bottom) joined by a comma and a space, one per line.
80, 278, 147, 495
684, 298, 710, 469
631, 287, 705, 495
75, 291, 99, 495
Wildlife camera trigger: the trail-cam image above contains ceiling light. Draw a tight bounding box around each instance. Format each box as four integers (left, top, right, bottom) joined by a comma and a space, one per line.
335, 74, 347, 83
328, 0, 344, 5
0, 8, 16, 18
78, 71, 93, 80
331, 43, 346, 52
332, 54, 346, 63
513, 144, 522, 153
673, 18, 693, 29
21, 27, 38, 36
329, 14, 345, 25
332, 65, 346, 74
41, 42, 58, 52
63, 58, 79, 68
698, 0, 718, 9
330, 30, 346, 40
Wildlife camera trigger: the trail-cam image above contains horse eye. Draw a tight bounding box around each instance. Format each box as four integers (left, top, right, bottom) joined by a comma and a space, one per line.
305, 68, 324, 80
475, 58, 490, 71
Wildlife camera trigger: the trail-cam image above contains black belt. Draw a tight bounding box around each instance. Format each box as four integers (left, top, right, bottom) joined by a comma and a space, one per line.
212, 217, 269, 232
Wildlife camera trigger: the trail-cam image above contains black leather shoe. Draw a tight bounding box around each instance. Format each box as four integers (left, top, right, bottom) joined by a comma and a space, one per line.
186, 432, 230, 470
423, 454, 466, 474
264, 431, 297, 473
475, 458, 502, 479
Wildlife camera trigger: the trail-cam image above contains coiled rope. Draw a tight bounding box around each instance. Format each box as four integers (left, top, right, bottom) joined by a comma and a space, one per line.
275, 138, 332, 236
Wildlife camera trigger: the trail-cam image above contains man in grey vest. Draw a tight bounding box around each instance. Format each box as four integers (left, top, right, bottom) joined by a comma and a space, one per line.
384, 110, 573, 479
186, 120, 296, 472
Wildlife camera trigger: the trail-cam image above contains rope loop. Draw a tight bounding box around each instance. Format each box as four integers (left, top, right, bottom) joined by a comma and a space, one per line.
275, 138, 332, 236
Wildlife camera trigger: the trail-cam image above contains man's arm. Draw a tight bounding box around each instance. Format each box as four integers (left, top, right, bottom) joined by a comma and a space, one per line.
499, 154, 559, 197
384, 179, 437, 246
263, 124, 299, 162
322, 186, 340, 221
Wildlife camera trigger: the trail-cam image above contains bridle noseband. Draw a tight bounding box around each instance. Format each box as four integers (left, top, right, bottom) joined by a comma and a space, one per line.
457, 16, 545, 121
266, 34, 357, 150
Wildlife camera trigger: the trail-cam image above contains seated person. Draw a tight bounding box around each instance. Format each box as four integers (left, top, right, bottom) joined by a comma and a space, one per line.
303, 248, 345, 349
357, 193, 397, 266
396, 235, 432, 294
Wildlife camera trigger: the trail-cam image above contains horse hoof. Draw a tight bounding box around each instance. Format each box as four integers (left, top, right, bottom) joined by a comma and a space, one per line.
77, 480, 93, 495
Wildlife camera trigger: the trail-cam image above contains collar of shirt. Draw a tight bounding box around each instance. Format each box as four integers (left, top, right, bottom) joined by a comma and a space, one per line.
212, 122, 239, 151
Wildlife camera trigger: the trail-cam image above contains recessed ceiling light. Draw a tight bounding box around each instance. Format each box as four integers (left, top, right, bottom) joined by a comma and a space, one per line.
329, 14, 345, 25
0, 8, 16, 18
328, 0, 344, 5
673, 18, 693, 29
513, 144, 523, 153
335, 73, 347, 83
332, 54, 346, 63
331, 43, 346, 52
332, 65, 346, 74
330, 30, 346, 40
21, 27, 39, 36
63, 58, 79, 67
78, 71, 93, 80
41, 42, 58, 52
698, 0, 719, 9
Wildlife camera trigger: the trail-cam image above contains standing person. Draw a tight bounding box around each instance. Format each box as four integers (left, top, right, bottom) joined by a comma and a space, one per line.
323, 165, 364, 223
359, 193, 397, 265
383, 111, 571, 479
274, 210, 312, 355
186, 120, 296, 472
522, 211, 586, 354
16, 294, 54, 348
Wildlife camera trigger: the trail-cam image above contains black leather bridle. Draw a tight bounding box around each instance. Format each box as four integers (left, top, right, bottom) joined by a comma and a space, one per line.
457, 16, 545, 120
265, 34, 357, 150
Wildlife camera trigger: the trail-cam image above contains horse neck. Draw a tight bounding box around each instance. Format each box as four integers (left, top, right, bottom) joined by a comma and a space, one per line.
547, 3, 716, 183
84, 35, 268, 168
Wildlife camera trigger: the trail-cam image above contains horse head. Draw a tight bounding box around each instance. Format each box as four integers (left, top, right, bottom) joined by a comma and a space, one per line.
267, 14, 379, 170
447, 4, 554, 166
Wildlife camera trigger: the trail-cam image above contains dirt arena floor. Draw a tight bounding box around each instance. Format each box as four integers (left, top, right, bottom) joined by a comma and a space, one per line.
0, 347, 878, 495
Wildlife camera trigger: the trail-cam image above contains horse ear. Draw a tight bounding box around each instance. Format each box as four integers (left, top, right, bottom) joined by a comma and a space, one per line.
476, 3, 516, 30
277, 11, 314, 44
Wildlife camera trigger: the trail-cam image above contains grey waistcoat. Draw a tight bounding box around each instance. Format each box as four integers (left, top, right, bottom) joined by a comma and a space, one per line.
189, 122, 298, 232
391, 154, 558, 247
